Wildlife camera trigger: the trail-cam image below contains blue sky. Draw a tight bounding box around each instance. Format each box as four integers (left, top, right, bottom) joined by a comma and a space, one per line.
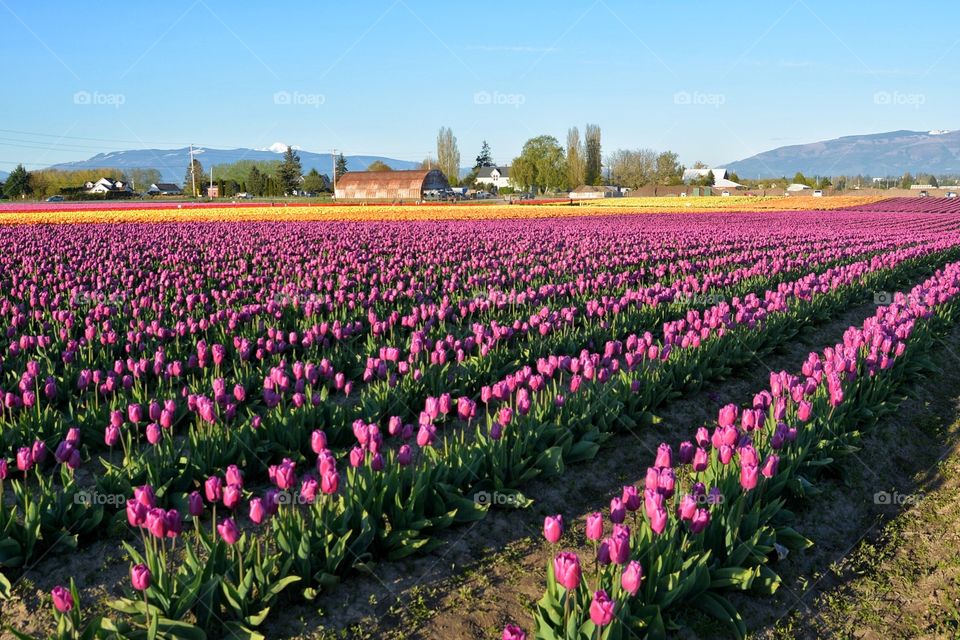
1, 0, 957, 171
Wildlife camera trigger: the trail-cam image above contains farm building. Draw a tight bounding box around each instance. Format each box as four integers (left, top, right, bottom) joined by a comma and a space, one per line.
475, 166, 513, 190
569, 185, 623, 199
334, 169, 449, 201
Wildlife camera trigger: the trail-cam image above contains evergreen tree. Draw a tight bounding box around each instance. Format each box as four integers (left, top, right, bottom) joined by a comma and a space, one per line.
3, 164, 31, 198
277, 146, 302, 195
247, 165, 265, 196
335, 153, 348, 177
475, 140, 494, 168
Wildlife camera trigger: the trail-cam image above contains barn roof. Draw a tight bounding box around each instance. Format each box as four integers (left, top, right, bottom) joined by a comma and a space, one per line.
336, 169, 437, 187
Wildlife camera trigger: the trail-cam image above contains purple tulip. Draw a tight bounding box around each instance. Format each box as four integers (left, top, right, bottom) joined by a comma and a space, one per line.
502, 624, 526, 640
188, 491, 204, 517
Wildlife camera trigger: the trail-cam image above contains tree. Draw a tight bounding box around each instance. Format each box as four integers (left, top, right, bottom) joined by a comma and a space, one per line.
654, 151, 683, 186
605, 149, 657, 189
900, 172, 914, 189
437, 126, 461, 186
3, 164, 31, 198
818, 176, 832, 189
367, 160, 393, 172
302, 168, 328, 193
247, 165, 265, 196
692, 160, 709, 169
511, 135, 566, 194
566, 127, 585, 187
276, 146, 302, 194
701, 170, 715, 187
419, 157, 437, 170
475, 141, 494, 169
184, 159, 205, 197
335, 153, 348, 177
584, 124, 602, 185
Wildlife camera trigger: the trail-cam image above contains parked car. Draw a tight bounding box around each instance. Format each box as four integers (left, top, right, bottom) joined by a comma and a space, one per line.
46, 195, 64, 202
919, 190, 929, 198
235, 192, 253, 199
947, 192, 958, 199
813, 190, 823, 197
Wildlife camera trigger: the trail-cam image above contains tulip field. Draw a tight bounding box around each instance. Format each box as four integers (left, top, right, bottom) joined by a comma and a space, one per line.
3, 202, 960, 639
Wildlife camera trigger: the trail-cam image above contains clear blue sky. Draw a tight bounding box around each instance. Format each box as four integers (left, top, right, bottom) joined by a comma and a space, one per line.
1, 0, 957, 171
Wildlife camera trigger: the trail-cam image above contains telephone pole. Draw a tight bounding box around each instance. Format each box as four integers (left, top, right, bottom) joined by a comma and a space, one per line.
189, 144, 197, 198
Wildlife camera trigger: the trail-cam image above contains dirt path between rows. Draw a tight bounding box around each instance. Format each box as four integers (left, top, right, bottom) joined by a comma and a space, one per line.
252, 300, 890, 640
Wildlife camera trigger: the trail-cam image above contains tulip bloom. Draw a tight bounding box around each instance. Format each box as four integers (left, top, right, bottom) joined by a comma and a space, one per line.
205, 476, 223, 503
553, 552, 581, 590
609, 497, 626, 524
543, 515, 563, 543
761, 454, 780, 478
321, 470, 340, 495
51, 585, 74, 613
690, 508, 711, 534
188, 490, 204, 517
249, 497, 267, 524
740, 463, 759, 490
589, 590, 616, 627
131, 564, 151, 591
311, 429, 328, 454
217, 517, 241, 545
502, 624, 526, 640
586, 512, 604, 541
621, 560, 643, 596
223, 485, 242, 510
649, 507, 668, 535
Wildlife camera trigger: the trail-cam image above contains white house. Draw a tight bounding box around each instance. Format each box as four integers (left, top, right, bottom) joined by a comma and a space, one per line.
85, 177, 132, 194
475, 166, 513, 190
146, 183, 183, 196
682, 167, 729, 183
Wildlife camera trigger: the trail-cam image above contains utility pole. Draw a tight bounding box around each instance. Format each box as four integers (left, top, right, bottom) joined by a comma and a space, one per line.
332, 149, 337, 198
189, 144, 197, 198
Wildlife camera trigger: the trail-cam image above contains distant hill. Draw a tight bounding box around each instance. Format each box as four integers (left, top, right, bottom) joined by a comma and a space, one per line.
48, 146, 423, 183
725, 129, 960, 178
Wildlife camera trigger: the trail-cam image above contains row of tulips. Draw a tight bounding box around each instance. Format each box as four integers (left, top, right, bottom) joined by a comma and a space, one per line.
505, 258, 960, 640
2, 237, 956, 590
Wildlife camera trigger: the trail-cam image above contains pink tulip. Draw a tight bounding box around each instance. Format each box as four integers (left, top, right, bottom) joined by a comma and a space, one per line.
543, 515, 563, 543
586, 512, 603, 541
621, 560, 643, 596
553, 552, 581, 590
131, 564, 151, 591
51, 585, 74, 613
217, 517, 241, 545
589, 590, 615, 626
